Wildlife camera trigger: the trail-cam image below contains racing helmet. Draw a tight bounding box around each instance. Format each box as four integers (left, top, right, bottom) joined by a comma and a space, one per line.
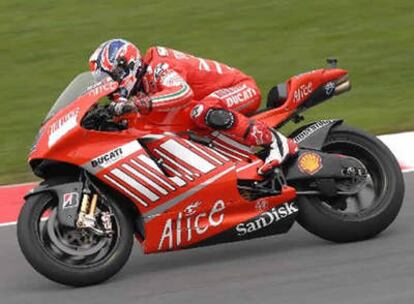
89, 39, 143, 99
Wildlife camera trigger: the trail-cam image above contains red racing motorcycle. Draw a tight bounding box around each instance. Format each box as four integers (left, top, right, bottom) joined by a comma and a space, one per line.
17, 59, 404, 286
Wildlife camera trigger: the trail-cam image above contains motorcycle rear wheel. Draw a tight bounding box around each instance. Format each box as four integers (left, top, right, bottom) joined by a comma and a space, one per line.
296, 124, 404, 242
17, 190, 134, 286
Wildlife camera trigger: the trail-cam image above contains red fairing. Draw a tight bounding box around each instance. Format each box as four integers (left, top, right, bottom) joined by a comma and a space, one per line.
30, 78, 146, 168
29, 62, 349, 254
252, 68, 348, 127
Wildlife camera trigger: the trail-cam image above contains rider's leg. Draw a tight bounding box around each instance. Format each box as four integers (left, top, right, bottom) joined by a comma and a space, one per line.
190, 81, 298, 174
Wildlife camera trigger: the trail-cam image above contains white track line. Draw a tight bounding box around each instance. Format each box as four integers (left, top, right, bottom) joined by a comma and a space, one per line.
0, 221, 17, 227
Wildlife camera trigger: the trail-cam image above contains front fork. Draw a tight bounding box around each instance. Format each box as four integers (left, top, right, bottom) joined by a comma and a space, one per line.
76, 191, 113, 236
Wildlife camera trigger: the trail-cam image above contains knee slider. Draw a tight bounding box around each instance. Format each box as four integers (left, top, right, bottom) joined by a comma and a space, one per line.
205, 109, 235, 130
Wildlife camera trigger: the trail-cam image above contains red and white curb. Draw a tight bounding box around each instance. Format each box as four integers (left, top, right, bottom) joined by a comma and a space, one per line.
378, 132, 414, 173
0, 132, 413, 228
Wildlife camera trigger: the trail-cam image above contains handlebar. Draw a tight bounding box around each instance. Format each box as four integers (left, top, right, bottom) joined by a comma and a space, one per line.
82, 104, 127, 131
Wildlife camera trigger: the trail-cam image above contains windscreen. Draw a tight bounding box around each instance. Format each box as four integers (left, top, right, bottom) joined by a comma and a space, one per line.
43, 72, 97, 123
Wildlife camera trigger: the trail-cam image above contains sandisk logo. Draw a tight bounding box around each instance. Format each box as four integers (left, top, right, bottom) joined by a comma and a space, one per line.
235, 202, 298, 236
91, 148, 123, 168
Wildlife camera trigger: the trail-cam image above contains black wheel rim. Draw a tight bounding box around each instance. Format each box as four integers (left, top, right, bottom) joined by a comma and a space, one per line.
314, 138, 388, 220
36, 198, 121, 268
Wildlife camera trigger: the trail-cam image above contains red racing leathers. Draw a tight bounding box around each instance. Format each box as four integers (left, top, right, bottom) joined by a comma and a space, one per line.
130, 46, 296, 172
139, 46, 272, 146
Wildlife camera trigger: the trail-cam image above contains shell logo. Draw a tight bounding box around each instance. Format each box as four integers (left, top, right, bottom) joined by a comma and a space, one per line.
298, 152, 323, 175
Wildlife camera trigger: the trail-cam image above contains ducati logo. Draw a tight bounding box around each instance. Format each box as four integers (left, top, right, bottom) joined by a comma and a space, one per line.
91, 148, 123, 168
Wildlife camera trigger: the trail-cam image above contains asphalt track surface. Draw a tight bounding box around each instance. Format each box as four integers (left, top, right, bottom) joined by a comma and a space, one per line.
0, 173, 413, 304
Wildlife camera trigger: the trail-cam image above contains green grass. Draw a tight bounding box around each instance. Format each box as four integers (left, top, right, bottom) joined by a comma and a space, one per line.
1, 0, 413, 184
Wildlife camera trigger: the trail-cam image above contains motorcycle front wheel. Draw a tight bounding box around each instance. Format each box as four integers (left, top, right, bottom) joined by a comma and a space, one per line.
296, 124, 405, 242
17, 190, 134, 286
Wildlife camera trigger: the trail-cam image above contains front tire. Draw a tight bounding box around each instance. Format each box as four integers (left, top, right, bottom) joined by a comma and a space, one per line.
296, 124, 405, 242
17, 191, 134, 286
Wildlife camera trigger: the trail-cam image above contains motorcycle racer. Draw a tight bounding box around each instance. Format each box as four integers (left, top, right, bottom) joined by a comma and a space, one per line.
88, 39, 298, 174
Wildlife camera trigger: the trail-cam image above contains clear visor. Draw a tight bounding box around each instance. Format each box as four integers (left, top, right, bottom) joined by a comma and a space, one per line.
92, 69, 112, 82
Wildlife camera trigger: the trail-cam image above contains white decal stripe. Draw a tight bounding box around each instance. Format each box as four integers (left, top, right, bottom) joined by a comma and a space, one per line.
213, 132, 252, 153
111, 169, 159, 202
236, 160, 262, 172
213, 147, 243, 162
122, 164, 168, 195
186, 141, 223, 165
213, 141, 249, 158
155, 148, 194, 176
160, 139, 216, 173
208, 147, 231, 161
161, 164, 187, 186
131, 159, 175, 191
137, 155, 163, 173
170, 176, 186, 187
143, 166, 235, 218
104, 175, 148, 207
213, 61, 223, 74
162, 163, 182, 177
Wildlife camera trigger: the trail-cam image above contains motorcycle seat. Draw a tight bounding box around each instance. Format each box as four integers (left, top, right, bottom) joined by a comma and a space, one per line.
266, 83, 288, 109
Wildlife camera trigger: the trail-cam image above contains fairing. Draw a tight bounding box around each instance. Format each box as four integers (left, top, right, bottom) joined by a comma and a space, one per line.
28, 66, 351, 253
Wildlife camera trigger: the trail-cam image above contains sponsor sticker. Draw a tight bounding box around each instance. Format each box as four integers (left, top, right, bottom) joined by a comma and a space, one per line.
62, 192, 80, 209
91, 148, 123, 168
236, 202, 298, 236
154, 63, 169, 79
298, 152, 322, 175
158, 200, 226, 250
184, 201, 202, 216
255, 199, 269, 212
324, 81, 336, 96
191, 104, 204, 119
48, 108, 80, 147
293, 82, 313, 103
87, 79, 118, 96
293, 120, 335, 143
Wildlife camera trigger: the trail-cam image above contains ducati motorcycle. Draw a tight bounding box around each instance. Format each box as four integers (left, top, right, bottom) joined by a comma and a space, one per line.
17, 59, 404, 286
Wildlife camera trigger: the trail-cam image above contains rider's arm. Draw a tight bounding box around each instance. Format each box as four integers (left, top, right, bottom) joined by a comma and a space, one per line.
150, 69, 194, 111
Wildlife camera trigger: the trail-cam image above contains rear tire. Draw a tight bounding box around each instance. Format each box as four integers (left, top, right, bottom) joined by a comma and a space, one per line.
296, 124, 405, 242
17, 192, 134, 286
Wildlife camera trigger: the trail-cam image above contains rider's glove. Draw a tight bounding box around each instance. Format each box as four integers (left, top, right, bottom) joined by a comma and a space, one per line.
110, 99, 137, 116
130, 92, 152, 115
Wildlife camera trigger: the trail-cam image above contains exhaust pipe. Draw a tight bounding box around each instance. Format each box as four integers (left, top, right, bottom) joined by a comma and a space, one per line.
334, 74, 351, 95
334, 80, 351, 95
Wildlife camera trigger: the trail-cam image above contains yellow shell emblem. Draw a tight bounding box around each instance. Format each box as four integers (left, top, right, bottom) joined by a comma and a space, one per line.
298, 152, 322, 175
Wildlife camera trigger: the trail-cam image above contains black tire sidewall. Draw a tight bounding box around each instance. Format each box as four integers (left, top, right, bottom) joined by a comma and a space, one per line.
17, 192, 134, 286
296, 124, 405, 243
